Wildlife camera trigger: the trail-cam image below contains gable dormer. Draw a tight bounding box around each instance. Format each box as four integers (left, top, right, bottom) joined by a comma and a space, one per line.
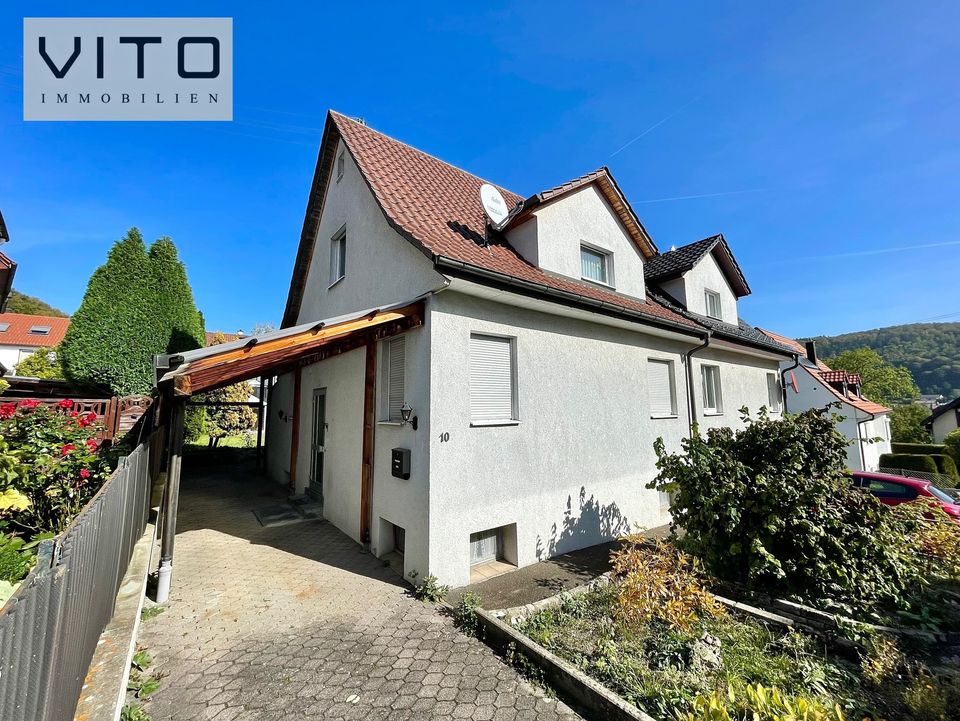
501, 169, 657, 301
644, 234, 750, 324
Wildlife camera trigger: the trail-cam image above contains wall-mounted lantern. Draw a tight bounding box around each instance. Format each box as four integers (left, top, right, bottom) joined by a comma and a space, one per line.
400, 402, 418, 431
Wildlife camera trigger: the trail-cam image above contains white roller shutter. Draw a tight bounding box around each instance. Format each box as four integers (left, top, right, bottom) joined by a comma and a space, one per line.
387, 337, 405, 421
469, 334, 515, 422
648, 359, 675, 416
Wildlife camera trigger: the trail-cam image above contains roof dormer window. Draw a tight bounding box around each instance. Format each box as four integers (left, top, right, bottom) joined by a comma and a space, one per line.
580, 244, 613, 287
0, 323, 8, 332
704, 289, 722, 320
29, 325, 51, 335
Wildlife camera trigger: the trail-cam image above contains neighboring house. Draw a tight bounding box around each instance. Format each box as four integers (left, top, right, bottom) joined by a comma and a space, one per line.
264, 111, 794, 587
205, 330, 244, 346
925, 396, 960, 442
0, 313, 70, 376
759, 329, 892, 471
0, 210, 18, 312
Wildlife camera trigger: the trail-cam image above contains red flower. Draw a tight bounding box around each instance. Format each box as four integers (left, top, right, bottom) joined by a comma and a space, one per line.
21, 399, 39, 409
60, 444, 75, 456
69, 410, 79, 418
85, 411, 97, 422
79, 468, 91, 479
86, 439, 98, 452
57, 399, 74, 409
0, 403, 15, 419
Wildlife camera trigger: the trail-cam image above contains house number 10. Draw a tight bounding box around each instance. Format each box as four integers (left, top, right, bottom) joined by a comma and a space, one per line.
439, 432, 450, 443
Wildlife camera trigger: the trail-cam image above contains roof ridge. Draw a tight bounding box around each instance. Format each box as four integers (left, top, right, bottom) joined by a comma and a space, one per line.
329, 111, 521, 200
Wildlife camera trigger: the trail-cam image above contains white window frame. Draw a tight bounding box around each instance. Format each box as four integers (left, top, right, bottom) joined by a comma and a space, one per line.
380, 336, 406, 422
647, 358, 678, 418
766, 372, 782, 413
469, 333, 519, 426
328, 225, 346, 287
336, 150, 345, 182
701, 364, 723, 415
580, 243, 613, 287
704, 289, 722, 320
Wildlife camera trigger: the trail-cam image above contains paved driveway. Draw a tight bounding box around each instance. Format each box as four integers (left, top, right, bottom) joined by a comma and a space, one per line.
138, 458, 581, 721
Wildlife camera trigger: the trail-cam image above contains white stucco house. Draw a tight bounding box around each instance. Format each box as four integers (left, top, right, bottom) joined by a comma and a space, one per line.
0, 313, 69, 376
926, 397, 959, 442
759, 329, 892, 471
264, 111, 796, 587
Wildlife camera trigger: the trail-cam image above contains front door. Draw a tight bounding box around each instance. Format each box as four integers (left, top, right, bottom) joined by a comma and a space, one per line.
309, 389, 326, 502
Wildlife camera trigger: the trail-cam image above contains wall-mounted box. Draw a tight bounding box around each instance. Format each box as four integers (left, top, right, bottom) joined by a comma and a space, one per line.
391, 448, 411, 480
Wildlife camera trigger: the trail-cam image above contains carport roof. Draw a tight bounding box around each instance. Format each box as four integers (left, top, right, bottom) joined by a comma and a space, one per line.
155, 298, 425, 396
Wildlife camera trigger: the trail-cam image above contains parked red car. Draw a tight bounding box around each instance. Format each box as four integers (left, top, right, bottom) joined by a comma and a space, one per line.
851, 471, 960, 521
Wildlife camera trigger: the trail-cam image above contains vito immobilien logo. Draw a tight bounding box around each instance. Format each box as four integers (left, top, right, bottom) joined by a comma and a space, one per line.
23, 18, 232, 121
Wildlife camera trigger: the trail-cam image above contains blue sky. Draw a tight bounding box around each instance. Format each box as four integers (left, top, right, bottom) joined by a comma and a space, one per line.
2, 2, 958, 337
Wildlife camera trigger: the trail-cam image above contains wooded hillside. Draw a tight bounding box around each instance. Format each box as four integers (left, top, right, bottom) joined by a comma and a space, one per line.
809, 323, 960, 399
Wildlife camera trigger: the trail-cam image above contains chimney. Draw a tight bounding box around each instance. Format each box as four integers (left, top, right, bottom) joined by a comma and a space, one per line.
805, 341, 818, 366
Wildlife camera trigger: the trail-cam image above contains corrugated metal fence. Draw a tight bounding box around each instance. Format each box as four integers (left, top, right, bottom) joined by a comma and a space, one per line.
0, 429, 163, 721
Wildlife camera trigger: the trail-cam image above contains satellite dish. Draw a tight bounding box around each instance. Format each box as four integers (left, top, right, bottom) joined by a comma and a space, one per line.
479, 184, 509, 227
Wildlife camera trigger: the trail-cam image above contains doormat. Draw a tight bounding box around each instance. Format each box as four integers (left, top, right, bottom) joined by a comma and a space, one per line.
253, 504, 304, 527
290, 496, 324, 520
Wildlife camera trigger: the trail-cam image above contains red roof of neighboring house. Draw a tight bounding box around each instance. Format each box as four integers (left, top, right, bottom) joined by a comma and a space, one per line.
0, 313, 69, 347
282, 111, 700, 333
758, 327, 890, 415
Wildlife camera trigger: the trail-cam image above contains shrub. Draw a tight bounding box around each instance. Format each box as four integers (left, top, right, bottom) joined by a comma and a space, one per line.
651, 408, 916, 613
14, 347, 65, 380
929, 454, 959, 482
943, 429, 960, 468
902, 671, 958, 721
0, 532, 34, 583
183, 407, 206, 443
677, 684, 845, 721
411, 573, 448, 603
611, 537, 724, 632
891, 442, 946, 456
860, 634, 904, 686
453, 591, 483, 636
0, 401, 116, 535
879, 453, 939, 475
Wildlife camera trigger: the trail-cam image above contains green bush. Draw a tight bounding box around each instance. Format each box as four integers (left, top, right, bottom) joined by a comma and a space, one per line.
14, 347, 65, 380
0, 533, 34, 583
891, 405, 933, 444
61, 228, 205, 395
944, 429, 960, 467
891, 442, 946, 456
678, 684, 846, 721
930, 454, 960, 482
651, 408, 917, 612
879, 453, 939, 475
183, 407, 206, 443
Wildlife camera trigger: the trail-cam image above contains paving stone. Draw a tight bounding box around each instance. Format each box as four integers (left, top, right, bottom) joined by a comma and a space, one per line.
138, 464, 582, 721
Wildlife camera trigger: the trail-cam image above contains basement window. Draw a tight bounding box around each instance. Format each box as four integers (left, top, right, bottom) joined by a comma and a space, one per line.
28, 326, 51, 335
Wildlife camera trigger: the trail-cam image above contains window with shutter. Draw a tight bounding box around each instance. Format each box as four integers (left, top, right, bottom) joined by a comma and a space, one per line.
469, 334, 517, 423
701, 365, 723, 414
382, 337, 405, 421
766, 373, 782, 412
647, 359, 677, 417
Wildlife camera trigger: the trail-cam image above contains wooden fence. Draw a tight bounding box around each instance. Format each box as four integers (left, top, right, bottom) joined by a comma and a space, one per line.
2, 395, 153, 441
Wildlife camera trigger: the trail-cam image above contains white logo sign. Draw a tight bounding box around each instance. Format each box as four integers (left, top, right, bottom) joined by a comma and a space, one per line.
23, 18, 233, 121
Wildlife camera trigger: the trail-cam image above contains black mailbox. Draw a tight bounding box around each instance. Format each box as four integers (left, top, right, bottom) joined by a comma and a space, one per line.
391, 448, 411, 480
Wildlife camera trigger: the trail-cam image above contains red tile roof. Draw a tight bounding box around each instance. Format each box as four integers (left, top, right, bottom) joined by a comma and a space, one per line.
205, 331, 242, 346
0, 313, 69, 347
758, 328, 890, 414
283, 111, 700, 333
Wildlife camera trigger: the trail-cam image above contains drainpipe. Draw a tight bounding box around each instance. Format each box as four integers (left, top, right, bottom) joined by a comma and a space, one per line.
684, 333, 711, 435
779, 354, 800, 413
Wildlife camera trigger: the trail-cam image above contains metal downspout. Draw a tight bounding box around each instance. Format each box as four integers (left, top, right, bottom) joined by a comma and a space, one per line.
779, 354, 800, 413
684, 333, 711, 435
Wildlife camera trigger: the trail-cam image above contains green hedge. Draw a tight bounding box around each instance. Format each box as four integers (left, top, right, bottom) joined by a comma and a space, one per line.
878, 453, 939, 475
930, 454, 960, 482
891, 442, 947, 456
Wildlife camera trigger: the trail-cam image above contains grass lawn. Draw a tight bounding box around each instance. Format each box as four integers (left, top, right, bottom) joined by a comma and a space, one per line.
516, 582, 960, 720
186, 434, 253, 448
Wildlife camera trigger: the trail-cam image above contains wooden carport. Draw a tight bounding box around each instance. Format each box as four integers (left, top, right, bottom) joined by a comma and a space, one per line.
152, 299, 425, 602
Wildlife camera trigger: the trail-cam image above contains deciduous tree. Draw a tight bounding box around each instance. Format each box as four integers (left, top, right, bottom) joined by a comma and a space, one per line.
824, 347, 920, 405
